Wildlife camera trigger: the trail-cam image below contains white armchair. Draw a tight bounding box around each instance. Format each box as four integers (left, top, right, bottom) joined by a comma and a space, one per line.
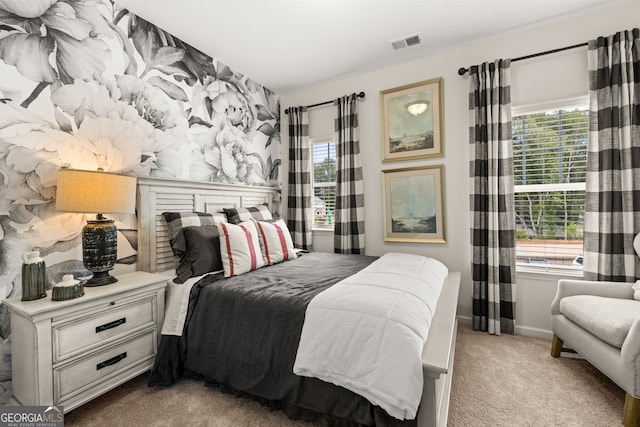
551, 279, 640, 427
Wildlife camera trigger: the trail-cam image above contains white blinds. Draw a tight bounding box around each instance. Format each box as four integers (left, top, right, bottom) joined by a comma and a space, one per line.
312, 141, 336, 226
513, 107, 588, 266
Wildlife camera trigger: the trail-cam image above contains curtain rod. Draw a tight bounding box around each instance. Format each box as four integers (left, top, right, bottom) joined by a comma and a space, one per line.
457, 42, 588, 76
284, 91, 365, 114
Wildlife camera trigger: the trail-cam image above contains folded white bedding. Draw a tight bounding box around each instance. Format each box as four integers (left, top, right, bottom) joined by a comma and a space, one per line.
161, 271, 220, 336
293, 252, 448, 420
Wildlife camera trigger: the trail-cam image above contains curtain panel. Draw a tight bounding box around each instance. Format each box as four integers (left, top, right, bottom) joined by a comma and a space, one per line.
583, 28, 640, 282
287, 107, 313, 250
468, 59, 517, 335
333, 94, 366, 254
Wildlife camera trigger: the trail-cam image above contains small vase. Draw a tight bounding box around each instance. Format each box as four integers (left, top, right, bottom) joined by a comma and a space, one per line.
52, 274, 84, 301
22, 251, 47, 301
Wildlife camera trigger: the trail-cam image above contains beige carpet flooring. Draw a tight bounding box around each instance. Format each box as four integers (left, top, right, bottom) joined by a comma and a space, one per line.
63, 323, 624, 426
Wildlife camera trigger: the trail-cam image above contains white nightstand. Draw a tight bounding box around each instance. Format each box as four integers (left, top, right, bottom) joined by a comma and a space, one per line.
3, 271, 167, 411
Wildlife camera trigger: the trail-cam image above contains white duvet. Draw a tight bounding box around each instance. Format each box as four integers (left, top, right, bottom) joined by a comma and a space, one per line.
293, 252, 448, 420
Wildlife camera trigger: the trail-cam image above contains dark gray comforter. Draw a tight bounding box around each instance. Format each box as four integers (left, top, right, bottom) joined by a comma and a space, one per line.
149, 252, 415, 426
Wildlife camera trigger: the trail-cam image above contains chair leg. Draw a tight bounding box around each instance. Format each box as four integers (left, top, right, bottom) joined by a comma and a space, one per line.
551, 335, 563, 358
624, 393, 640, 427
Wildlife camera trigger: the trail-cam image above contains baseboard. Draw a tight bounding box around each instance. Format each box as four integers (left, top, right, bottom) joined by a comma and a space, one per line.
456, 315, 553, 340
456, 315, 471, 325
516, 325, 553, 340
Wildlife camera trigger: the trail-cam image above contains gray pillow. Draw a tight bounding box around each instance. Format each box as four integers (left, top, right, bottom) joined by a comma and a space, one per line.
174, 225, 223, 283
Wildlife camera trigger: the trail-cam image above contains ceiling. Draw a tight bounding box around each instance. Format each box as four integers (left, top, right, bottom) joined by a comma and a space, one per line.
116, 0, 621, 94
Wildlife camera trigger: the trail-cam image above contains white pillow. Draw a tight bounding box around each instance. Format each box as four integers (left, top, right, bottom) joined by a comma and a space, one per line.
255, 219, 297, 265
217, 220, 265, 277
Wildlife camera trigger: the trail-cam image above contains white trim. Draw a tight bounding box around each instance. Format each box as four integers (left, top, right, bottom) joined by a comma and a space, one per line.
312, 226, 334, 233
511, 95, 589, 115
310, 135, 334, 145
516, 325, 553, 340
516, 264, 583, 278
457, 315, 553, 339
515, 182, 586, 193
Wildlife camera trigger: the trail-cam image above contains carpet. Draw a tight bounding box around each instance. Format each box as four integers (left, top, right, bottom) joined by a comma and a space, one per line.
63, 323, 624, 426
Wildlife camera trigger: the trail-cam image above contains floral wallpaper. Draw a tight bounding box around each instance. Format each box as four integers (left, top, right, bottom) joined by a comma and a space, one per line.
0, 0, 280, 402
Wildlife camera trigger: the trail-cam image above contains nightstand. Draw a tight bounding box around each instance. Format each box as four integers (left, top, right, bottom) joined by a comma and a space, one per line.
3, 271, 167, 411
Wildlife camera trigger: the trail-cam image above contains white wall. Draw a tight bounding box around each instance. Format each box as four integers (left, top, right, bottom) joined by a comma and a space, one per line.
280, 1, 640, 338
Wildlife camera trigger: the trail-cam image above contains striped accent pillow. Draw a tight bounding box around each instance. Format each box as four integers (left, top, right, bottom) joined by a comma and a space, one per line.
223, 204, 272, 224
255, 219, 297, 265
217, 220, 265, 277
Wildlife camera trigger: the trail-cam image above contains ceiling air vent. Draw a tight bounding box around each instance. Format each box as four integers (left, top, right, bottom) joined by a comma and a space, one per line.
390, 34, 422, 51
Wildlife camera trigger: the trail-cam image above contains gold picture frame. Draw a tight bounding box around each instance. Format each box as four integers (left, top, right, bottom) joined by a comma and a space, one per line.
380, 77, 443, 162
382, 165, 446, 243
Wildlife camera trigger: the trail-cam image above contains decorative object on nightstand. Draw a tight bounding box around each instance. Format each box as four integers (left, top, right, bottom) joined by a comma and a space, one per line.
21, 250, 47, 301
51, 274, 84, 301
55, 168, 136, 287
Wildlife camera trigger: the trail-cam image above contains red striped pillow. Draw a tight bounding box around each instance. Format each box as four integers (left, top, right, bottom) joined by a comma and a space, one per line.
255, 219, 297, 265
217, 221, 265, 277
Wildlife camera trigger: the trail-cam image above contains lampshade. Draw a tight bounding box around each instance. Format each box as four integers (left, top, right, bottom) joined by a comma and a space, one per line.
56, 169, 136, 214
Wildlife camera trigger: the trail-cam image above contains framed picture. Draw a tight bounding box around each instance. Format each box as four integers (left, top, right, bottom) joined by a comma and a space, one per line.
382, 165, 445, 243
380, 77, 443, 162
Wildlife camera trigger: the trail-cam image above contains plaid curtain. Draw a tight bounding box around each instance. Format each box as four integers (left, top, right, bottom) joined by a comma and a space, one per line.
583, 29, 640, 281
333, 94, 365, 254
469, 60, 517, 335
287, 107, 313, 250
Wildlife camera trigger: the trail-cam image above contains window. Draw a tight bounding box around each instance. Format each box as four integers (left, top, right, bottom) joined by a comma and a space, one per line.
312, 138, 336, 228
512, 102, 588, 269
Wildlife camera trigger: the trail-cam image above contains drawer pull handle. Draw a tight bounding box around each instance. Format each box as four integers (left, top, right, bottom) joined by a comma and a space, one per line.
96, 352, 127, 370
96, 318, 126, 333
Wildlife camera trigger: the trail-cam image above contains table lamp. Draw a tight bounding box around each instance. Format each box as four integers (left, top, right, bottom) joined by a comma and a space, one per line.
56, 168, 136, 286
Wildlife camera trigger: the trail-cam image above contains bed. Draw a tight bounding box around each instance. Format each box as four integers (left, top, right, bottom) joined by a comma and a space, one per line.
136, 176, 460, 427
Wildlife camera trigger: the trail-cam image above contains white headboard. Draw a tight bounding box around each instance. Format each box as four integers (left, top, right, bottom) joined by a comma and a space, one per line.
136, 176, 276, 273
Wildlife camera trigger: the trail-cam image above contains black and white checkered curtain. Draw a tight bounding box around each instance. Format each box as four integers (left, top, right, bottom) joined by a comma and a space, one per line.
583, 29, 640, 281
468, 60, 517, 335
333, 94, 365, 254
287, 107, 313, 250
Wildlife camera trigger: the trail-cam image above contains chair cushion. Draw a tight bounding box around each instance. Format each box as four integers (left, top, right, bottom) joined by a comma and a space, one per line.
560, 295, 640, 349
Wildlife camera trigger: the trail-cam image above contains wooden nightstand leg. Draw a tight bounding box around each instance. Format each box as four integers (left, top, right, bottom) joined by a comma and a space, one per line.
550, 335, 563, 358
624, 393, 640, 427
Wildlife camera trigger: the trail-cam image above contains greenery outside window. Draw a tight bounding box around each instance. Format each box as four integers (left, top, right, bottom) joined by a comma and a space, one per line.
512, 100, 588, 270
312, 137, 336, 229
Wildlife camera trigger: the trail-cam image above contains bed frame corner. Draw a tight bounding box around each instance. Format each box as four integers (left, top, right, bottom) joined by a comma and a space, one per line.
418, 271, 460, 427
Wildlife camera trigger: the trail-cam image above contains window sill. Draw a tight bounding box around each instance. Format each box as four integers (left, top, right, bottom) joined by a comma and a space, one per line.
312, 228, 334, 234
516, 264, 584, 279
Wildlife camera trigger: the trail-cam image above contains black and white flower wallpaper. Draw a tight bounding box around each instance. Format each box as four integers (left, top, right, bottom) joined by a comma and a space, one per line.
0, 0, 280, 400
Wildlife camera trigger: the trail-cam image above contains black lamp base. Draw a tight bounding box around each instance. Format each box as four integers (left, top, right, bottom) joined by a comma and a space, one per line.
82, 216, 119, 287
84, 271, 118, 287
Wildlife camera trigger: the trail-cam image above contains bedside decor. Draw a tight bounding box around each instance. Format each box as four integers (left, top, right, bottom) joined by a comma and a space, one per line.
380, 77, 443, 161
51, 274, 84, 301
21, 250, 47, 301
56, 169, 136, 286
382, 165, 446, 243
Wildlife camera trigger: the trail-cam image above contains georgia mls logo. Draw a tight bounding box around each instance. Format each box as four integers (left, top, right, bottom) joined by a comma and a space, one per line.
44, 406, 63, 416
0, 405, 64, 426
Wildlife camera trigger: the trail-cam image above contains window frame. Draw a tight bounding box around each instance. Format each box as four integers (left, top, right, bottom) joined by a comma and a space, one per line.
511, 96, 588, 276
310, 136, 337, 231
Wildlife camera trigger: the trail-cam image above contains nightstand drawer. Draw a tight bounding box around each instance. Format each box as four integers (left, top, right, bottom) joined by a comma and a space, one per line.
52, 295, 156, 362
54, 330, 156, 403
